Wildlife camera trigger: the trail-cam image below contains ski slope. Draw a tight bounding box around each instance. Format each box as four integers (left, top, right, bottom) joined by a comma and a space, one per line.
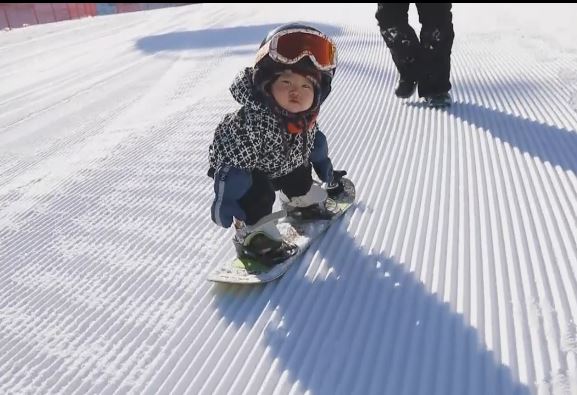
1, 3, 577, 394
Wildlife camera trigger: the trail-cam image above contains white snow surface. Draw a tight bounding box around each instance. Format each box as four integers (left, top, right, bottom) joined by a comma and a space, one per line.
1, 3, 577, 394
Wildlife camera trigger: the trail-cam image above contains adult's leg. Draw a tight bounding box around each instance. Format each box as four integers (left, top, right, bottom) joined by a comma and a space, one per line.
415, 3, 454, 97
375, 3, 422, 85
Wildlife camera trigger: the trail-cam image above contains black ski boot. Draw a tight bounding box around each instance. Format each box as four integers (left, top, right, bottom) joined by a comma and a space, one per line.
425, 92, 451, 108
395, 78, 417, 98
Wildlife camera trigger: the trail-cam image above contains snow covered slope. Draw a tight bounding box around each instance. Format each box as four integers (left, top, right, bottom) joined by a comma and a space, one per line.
1, 3, 576, 394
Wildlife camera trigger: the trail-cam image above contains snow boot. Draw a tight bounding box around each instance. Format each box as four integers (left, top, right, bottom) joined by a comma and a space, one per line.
233, 214, 296, 265
395, 78, 417, 98
280, 183, 339, 221
425, 92, 451, 108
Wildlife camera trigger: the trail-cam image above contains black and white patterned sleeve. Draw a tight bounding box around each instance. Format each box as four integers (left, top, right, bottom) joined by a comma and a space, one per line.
209, 109, 261, 172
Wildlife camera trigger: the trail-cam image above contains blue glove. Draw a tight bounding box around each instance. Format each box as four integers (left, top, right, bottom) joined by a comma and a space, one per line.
211, 166, 252, 228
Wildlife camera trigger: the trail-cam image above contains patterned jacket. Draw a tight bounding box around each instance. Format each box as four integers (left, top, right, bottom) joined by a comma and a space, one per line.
208, 67, 327, 179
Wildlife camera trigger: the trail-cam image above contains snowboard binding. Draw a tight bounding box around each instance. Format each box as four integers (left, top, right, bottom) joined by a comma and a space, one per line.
233, 211, 298, 267
284, 198, 340, 221
233, 235, 298, 267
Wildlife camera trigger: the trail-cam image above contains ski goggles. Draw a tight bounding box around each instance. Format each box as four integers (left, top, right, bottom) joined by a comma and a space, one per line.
256, 28, 337, 71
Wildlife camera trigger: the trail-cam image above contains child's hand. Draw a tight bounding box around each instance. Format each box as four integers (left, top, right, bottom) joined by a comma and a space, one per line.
332, 170, 347, 183
327, 170, 347, 197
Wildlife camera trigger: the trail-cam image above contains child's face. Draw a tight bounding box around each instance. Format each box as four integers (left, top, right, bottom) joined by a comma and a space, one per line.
270, 70, 315, 114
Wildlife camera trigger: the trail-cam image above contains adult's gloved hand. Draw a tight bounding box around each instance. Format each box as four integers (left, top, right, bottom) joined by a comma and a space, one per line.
211, 166, 252, 228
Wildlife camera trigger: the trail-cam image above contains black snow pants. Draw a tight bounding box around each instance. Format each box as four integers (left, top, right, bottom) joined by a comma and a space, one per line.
238, 165, 313, 225
375, 3, 455, 97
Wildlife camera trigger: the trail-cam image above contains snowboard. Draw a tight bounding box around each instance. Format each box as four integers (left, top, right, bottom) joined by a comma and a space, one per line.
207, 178, 355, 284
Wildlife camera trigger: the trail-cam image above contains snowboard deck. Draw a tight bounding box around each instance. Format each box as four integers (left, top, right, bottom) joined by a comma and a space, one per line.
207, 178, 355, 284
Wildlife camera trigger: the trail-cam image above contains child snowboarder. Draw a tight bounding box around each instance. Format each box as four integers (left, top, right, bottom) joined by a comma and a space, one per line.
208, 23, 347, 264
